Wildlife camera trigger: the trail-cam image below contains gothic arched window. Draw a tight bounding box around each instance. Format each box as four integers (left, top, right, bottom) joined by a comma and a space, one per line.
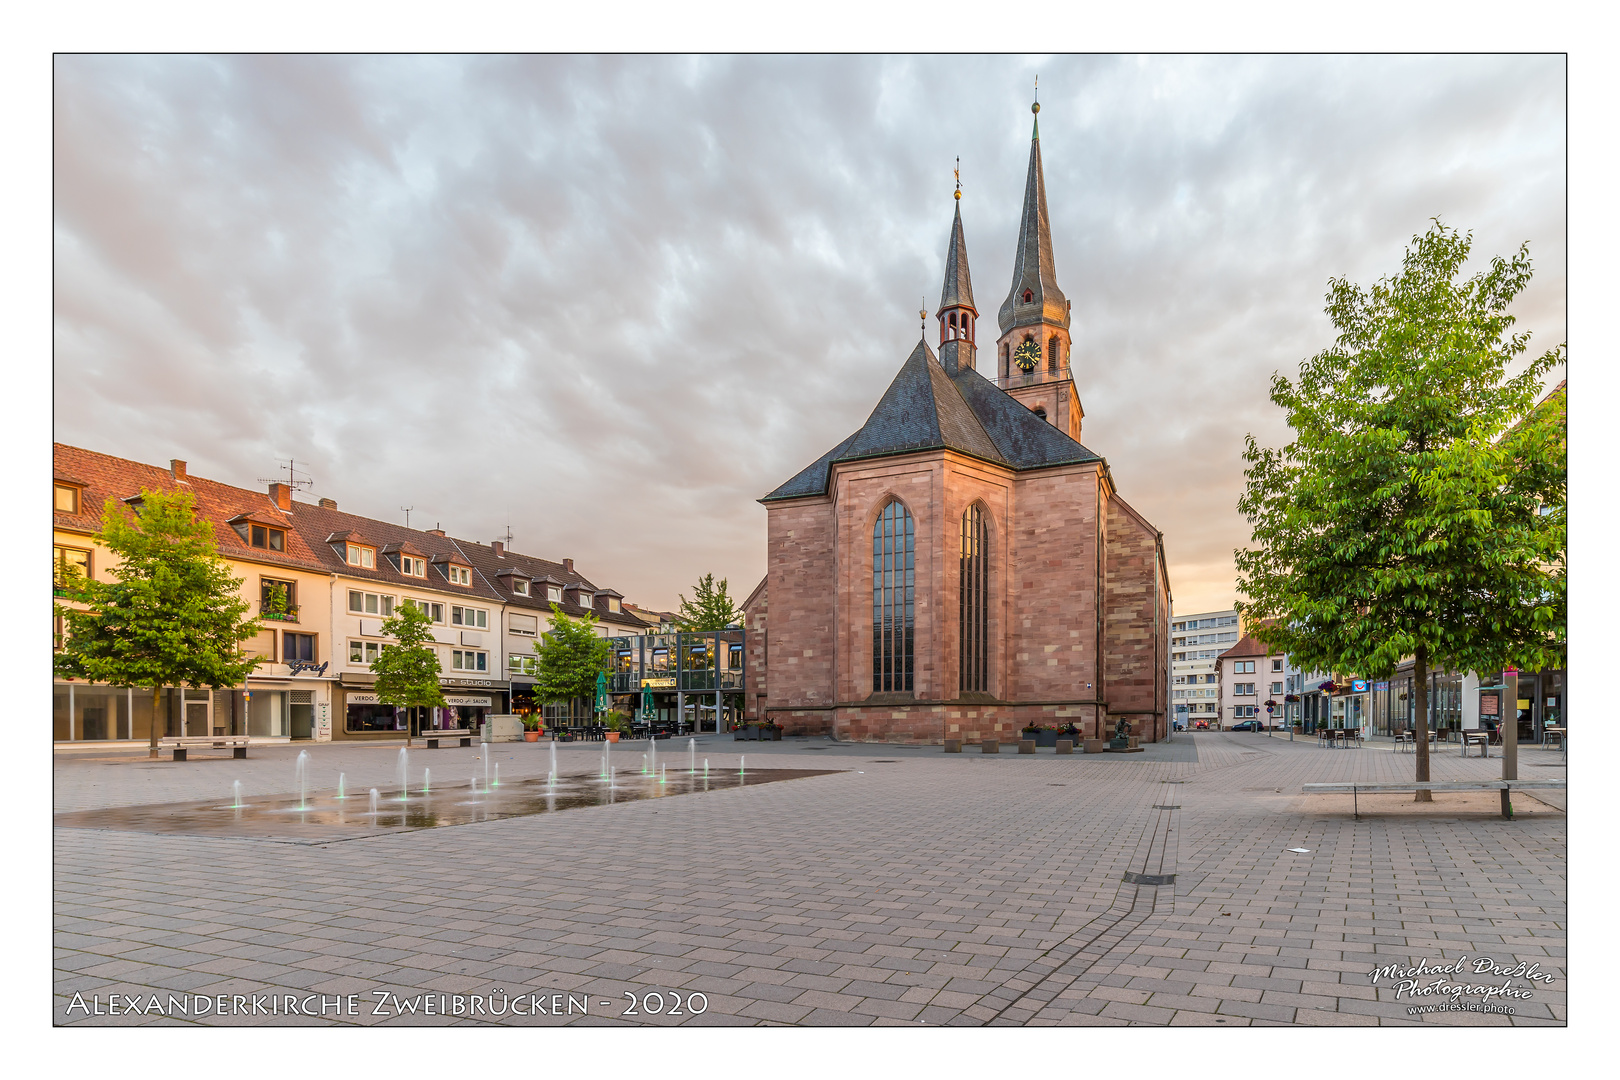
960, 504, 989, 694
1048, 335, 1061, 373
872, 499, 915, 693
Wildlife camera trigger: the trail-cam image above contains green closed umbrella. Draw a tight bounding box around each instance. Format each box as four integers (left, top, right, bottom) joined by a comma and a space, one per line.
594, 670, 608, 717
641, 685, 654, 724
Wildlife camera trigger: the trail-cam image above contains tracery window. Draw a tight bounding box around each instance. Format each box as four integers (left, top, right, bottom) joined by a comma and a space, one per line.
960, 504, 988, 693
872, 499, 915, 693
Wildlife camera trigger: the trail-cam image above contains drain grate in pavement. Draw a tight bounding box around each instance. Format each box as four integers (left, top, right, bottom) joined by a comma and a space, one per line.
1151, 805, 1180, 810
1122, 871, 1176, 886
867, 760, 900, 763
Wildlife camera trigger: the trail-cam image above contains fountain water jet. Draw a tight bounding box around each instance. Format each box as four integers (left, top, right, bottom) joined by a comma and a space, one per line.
739, 755, 745, 776
660, 764, 667, 785
337, 773, 347, 800
549, 741, 557, 781
649, 736, 656, 777
688, 738, 696, 774
422, 768, 430, 794
396, 748, 410, 801
494, 763, 500, 788
369, 788, 379, 816
231, 780, 243, 809
483, 754, 490, 789
294, 750, 310, 809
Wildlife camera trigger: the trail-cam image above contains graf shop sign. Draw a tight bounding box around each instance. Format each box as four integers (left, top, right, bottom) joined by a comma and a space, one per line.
288, 660, 329, 677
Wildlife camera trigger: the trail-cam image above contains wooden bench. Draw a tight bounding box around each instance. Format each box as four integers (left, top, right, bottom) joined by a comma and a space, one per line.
158, 736, 249, 761
424, 729, 472, 748
1303, 779, 1565, 819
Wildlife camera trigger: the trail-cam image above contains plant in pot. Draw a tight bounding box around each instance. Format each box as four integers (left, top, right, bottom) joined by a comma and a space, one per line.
522, 715, 542, 742
603, 712, 628, 742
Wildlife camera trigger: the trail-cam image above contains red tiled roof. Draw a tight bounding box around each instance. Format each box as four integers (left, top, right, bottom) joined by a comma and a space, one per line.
1217, 631, 1275, 661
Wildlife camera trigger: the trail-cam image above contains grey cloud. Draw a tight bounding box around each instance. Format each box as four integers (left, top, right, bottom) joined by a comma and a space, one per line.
53, 55, 1565, 611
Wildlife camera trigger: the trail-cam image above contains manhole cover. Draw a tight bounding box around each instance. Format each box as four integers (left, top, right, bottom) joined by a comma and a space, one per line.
1152, 804, 1180, 810
1122, 872, 1176, 886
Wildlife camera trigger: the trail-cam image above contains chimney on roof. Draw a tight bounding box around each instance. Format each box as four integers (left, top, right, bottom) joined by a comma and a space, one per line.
492, 541, 504, 557
318, 497, 337, 510
563, 558, 574, 573
169, 459, 187, 481
269, 482, 291, 510
427, 528, 446, 537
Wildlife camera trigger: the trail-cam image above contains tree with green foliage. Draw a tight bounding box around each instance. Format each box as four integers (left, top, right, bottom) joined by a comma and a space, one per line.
675, 572, 740, 631
533, 603, 613, 723
53, 489, 263, 759
1236, 220, 1565, 799
372, 601, 448, 747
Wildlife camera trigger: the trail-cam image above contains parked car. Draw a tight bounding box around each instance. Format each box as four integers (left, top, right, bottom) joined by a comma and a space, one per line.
1229, 720, 1265, 732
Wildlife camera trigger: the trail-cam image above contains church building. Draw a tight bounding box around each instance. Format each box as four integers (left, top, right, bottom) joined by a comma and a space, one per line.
743, 102, 1171, 746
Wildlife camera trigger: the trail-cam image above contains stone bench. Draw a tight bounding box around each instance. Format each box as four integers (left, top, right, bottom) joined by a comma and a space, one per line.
1302, 779, 1565, 820
424, 729, 473, 748
157, 736, 249, 761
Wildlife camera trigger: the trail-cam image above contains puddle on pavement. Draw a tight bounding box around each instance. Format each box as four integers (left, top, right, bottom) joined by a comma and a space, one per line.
54, 769, 841, 843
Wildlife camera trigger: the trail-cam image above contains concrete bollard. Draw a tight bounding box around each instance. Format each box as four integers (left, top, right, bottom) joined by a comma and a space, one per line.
1019, 740, 1035, 754
1056, 740, 1073, 754
944, 739, 962, 753
1083, 739, 1106, 754
981, 740, 999, 754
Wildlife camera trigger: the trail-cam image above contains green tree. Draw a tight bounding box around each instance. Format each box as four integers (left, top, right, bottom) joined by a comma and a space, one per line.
533, 603, 612, 722
675, 572, 740, 631
1236, 220, 1565, 799
53, 489, 262, 759
372, 601, 448, 747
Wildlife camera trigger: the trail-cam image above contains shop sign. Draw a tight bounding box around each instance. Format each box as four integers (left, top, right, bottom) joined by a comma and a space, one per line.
1351, 679, 1369, 693
288, 659, 330, 677
1479, 693, 1500, 718
444, 696, 492, 707
347, 693, 380, 705
642, 678, 676, 689
1374, 681, 1389, 691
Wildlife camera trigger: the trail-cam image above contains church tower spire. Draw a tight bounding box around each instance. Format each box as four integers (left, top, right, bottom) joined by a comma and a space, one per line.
936, 159, 978, 375
995, 88, 1082, 443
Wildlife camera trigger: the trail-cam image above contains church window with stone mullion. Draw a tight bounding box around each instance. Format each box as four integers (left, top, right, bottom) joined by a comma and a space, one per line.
960, 504, 988, 693
872, 500, 915, 692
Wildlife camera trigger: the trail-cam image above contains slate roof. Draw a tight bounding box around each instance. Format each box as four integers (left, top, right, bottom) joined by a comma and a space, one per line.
998, 114, 1070, 336
762, 341, 1101, 502
937, 202, 976, 313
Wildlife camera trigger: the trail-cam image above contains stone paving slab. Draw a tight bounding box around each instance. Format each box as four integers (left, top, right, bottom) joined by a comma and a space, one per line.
54, 732, 1564, 1026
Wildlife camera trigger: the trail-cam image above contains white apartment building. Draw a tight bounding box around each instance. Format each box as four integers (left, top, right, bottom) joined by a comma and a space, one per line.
1170, 607, 1240, 728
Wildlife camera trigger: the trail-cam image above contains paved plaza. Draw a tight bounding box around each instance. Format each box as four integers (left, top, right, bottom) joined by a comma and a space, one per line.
53, 731, 1566, 1027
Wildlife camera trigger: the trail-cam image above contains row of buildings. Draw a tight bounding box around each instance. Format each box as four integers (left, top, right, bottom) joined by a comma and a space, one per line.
1174, 606, 1566, 742
52, 443, 715, 745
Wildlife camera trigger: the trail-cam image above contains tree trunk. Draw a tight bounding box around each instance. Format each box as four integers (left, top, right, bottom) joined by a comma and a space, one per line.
149, 685, 162, 759
1413, 643, 1432, 802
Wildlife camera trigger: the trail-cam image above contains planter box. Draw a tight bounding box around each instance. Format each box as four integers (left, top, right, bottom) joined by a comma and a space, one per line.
735, 726, 758, 741
762, 726, 782, 741
943, 739, 962, 753
1034, 730, 1059, 748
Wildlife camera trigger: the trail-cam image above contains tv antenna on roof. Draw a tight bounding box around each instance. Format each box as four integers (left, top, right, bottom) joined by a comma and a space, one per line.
497, 519, 513, 548
258, 458, 313, 493
400, 506, 414, 528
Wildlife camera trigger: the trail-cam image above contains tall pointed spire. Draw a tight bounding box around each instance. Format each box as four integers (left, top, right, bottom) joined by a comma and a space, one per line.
998, 93, 1068, 337
936, 160, 979, 375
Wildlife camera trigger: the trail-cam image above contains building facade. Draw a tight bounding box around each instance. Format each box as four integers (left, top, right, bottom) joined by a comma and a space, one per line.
1216, 630, 1283, 728
53, 444, 644, 744
1170, 608, 1239, 727
745, 102, 1171, 746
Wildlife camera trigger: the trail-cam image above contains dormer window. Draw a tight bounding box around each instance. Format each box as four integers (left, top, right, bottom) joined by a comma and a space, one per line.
577, 592, 593, 609
54, 483, 81, 514
447, 566, 471, 586
512, 579, 530, 596
233, 520, 286, 551
547, 585, 562, 604
347, 543, 375, 568
1022, 288, 1033, 304
399, 555, 426, 577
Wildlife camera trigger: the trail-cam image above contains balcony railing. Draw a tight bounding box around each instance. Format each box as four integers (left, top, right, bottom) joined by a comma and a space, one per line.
995, 364, 1071, 391
259, 605, 300, 623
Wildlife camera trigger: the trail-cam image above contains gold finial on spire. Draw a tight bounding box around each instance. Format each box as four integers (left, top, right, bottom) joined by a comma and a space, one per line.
954, 156, 961, 201
1032, 74, 1040, 115
921, 300, 928, 336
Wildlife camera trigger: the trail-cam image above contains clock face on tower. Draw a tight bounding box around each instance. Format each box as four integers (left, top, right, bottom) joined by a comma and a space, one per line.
1013, 340, 1041, 373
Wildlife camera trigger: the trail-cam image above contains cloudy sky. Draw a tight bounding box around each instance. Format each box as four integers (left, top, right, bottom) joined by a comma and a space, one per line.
52, 54, 1566, 613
